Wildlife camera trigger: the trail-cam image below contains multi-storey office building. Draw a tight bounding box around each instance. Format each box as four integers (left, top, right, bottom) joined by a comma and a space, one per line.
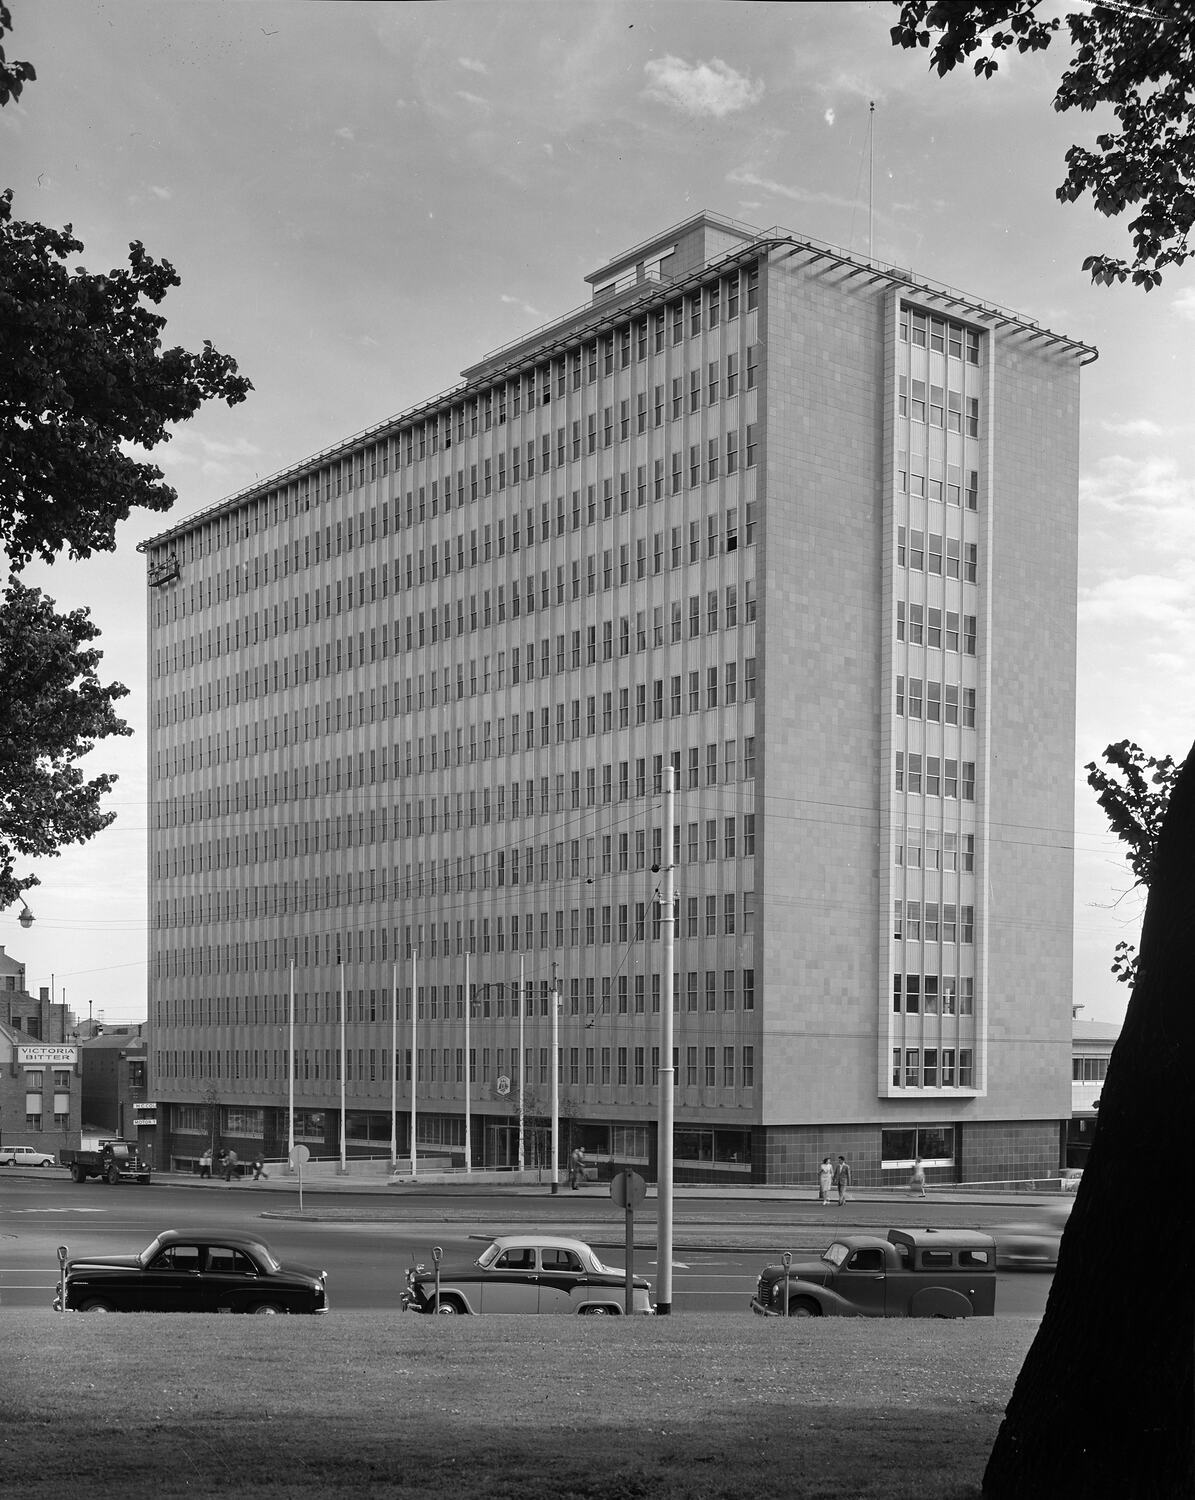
143, 212, 1094, 1184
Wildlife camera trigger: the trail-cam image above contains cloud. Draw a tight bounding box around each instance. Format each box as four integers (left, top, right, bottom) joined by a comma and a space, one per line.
335, 126, 355, 142
1079, 571, 1194, 628
824, 108, 835, 127
1101, 418, 1165, 438
643, 56, 764, 118
148, 184, 172, 201
455, 90, 489, 110
726, 167, 860, 214
1172, 287, 1195, 321
459, 56, 488, 75
501, 293, 541, 320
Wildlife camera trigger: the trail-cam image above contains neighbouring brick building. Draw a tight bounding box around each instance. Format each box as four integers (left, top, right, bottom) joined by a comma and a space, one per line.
0, 946, 81, 1152
141, 211, 1093, 1185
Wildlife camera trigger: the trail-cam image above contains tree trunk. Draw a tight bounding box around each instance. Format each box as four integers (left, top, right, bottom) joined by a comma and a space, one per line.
983, 742, 1195, 1498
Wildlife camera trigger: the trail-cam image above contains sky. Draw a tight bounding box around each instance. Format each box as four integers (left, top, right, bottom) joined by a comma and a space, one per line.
3, 0, 1192, 1028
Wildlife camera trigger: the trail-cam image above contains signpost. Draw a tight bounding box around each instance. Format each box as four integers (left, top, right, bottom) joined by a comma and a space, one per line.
288, 1143, 310, 1213
611, 1169, 647, 1313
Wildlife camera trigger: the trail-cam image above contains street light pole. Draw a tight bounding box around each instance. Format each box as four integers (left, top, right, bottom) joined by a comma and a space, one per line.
390, 961, 398, 1166
517, 956, 525, 1172
550, 960, 560, 1195
288, 959, 295, 1158
410, 946, 418, 1181
656, 762, 676, 1315
464, 950, 471, 1173
339, 944, 346, 1174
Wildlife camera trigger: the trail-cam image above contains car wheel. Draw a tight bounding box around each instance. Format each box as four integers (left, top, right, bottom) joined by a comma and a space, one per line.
580, 1304, 616, 1315
81, 1298, 114, 1312
433, 1298, 464, 1314
106, 1164, 120, 1185
71, 1164, 86, 1184
249, 1303, 285, 1315
788, 1298, 821, 1317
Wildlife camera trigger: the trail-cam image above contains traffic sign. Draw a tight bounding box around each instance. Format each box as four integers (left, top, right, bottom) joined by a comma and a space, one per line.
611, 1169, 647, 1210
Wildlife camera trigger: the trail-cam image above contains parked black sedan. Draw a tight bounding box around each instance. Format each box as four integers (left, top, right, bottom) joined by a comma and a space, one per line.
54, 1229, 329, 1314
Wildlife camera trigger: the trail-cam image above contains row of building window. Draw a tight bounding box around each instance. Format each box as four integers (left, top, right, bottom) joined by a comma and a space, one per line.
891, 1047, 975, 1089
893, 904, 977, 945
898, 528, 977, 576
157, 1040, 759, 1091
899, 309, 981, 362
158, 966, 758, 1030
895, 680, 976, 726
155, 737, 758, 834
897, 465, 980, 508
894, 830, 975, 871
894, 756, 976, 800
897, 604, 976, 652
892, 974, 975, 1012
155, 880, 759, 949
158, 809, 758, 890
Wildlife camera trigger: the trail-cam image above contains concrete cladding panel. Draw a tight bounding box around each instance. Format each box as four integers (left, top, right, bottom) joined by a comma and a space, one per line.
757, 254, 887, 1124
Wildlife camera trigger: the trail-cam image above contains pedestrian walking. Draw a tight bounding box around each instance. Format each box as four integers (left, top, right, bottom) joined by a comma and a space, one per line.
252, 1153, 268, 1181
569, 1146, 585, 1190
834, 1155, 851, 1205
908, 1156, 927, 1198
817, 1157, 834, 1205
198, 1147, 213, 1180
222, 1148, 239, 1182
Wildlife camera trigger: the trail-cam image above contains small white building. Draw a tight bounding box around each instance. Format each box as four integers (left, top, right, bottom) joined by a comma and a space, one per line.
1068, 1017, 1119, 1167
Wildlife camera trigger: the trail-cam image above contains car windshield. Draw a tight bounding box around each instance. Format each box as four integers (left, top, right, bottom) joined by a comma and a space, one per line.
476, 1241, 506, 1268
250, 1243, 280, 1272
138, 1234, 170, 1267
822, 1242, 851, 1270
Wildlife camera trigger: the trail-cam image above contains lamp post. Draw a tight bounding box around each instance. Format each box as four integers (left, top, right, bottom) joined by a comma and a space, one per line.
656, 762, 676, 1316
463, 950, 472, 1173
550, 961, 560, 1194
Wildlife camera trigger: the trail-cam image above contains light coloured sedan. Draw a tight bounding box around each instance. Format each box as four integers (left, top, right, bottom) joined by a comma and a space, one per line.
0, 1145, 56, 1167
402, 1234, 652, 1315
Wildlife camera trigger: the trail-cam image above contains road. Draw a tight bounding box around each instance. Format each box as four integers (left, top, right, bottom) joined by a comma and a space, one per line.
0, 1171, 1054, 1318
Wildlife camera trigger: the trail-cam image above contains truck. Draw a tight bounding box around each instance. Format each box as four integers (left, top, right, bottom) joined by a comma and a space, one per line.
750, 1228, 996, 1318
59, 1138, 152, 1185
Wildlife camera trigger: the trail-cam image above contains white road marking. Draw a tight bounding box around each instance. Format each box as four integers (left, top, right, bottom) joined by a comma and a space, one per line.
4, 1207, 107, 1214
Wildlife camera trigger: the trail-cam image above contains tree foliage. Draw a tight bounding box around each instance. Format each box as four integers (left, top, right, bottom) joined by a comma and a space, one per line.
0, 581, 131, 908
0, 3, 251, 905
1084, 740, 1183, 986
890, 0, 1195, 288
0, 190, 252, 568
0, 2, 33, 106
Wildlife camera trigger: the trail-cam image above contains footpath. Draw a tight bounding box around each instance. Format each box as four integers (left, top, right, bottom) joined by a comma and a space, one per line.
140, 1164, 1070, 1252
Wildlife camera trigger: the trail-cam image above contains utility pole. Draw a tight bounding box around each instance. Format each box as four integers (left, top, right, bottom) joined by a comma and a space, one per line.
656, 762, 676, 1315
550, 959, 560, 1194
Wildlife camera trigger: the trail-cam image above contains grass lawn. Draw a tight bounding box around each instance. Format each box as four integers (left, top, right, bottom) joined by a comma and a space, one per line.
2, 1312, 1032, 1499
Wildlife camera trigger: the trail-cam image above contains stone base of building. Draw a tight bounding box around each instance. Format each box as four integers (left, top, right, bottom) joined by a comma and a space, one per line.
754, 1118, 1064, 1189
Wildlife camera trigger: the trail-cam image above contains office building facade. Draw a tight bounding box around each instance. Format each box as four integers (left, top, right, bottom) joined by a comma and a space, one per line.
143, 212, 1093, 1184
